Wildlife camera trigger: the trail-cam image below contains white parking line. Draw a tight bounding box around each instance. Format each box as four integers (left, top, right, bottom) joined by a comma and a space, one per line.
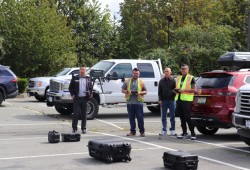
95, 118, 124, 130
194, 140, 250, 154
0, 152, 88, 160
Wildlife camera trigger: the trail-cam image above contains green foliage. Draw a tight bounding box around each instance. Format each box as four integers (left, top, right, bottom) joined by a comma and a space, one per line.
56, 0, 118, 65
170, 24, 235, 76
139, 48, 179, 75
0, 0, 77, 77
18, 78, 28, 93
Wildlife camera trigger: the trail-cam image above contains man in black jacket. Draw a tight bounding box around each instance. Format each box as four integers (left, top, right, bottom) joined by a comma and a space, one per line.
158, 67, 176, 136
69, 65, 92, 134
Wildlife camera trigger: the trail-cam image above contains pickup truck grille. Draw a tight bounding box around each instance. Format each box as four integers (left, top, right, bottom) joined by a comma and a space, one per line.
50, 80, 62, 92
28, 81, 35, 88
239, 92, 250, 115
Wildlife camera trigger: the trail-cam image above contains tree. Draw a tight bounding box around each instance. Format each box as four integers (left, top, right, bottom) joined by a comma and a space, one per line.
0, 0, 76, 77
170, 24, 235, 76
56, 0, 118, 66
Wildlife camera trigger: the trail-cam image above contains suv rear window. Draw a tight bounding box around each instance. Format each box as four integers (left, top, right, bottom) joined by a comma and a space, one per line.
196, 73, 234, 89
0, 68, 13, 77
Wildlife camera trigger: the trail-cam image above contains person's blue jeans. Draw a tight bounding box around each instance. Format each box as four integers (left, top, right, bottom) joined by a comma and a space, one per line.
127, 103, 144, 133
161, 100, 176, 131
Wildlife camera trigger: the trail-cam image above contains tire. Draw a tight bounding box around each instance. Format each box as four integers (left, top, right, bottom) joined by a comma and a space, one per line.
147, 105, 160, 113
87, 98, 99, 120
196, 125, 219, 135
240, 136, 250, 146
35, 95, 46, 102
0, 92, 3, 106
55, 103, 73, 115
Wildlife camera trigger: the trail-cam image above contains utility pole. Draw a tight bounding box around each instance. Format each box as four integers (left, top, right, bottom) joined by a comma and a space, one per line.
248, 2, 250, 51
167, 16, 173, 48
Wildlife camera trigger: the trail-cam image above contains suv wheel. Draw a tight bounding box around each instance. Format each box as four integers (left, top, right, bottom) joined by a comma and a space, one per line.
55, 103, 73, 115
196, 125, 219, 135
240, 136, 250, 146
0, 92, 3, 106
87, 98, 99, 120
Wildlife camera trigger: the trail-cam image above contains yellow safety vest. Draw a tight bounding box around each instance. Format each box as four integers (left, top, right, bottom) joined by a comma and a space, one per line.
125, 78, 144, 102
175, 74, 194, 101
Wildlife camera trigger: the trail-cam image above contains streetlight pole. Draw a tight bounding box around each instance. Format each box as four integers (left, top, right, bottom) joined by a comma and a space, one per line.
248, 9, 250, 51
167, 15, 173, 48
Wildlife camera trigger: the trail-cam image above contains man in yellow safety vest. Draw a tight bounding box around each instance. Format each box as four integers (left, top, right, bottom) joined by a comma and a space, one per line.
174, 64, 196, 140
122, 68, 147, 137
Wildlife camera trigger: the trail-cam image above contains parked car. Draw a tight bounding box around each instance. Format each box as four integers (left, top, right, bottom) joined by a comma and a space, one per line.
191, 52, 250, 135
27, 67, 79, 102
0, 65, 18, 106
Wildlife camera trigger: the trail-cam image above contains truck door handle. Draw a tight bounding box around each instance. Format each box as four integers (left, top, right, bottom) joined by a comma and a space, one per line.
154, 81, 158, 86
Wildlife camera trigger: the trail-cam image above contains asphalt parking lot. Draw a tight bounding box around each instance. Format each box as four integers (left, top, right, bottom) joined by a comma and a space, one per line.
0, 97, 250, 170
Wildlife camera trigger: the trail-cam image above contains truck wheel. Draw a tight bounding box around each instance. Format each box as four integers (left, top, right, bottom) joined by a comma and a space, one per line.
55, 103, 73, 115
147, 106, 160, 113
0, 92, 3, 106
87, 98, 99, 120
35, 95, 46, 102
240, 136, 250, 146
196, 125, 219, 135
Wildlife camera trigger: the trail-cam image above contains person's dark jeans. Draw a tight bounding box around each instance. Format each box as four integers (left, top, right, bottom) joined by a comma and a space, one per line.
72, 97, 88, 131
127, 103, 144, 133
175, 100, 194, 134
161, 100, 176, 131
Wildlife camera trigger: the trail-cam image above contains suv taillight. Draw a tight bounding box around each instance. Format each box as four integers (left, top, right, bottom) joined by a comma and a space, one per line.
11, 78, 18, 83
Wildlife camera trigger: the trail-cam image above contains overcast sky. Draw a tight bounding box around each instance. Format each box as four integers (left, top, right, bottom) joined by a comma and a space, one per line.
99, 0, 123, 19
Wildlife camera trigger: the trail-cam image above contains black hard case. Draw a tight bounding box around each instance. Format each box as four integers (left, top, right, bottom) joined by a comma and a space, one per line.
217, 52, 250, 67
48, 130, 60, 143
87, 138, 132, 163
162, 151, 198, 170
61, 133, 81, 142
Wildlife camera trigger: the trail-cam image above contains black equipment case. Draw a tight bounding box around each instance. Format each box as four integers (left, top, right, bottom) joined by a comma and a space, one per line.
162, 151, 198, 170
87, 138, 132, 163
48, 130, 60, 143
61, 133, 81, 142
217, 52, 250, 67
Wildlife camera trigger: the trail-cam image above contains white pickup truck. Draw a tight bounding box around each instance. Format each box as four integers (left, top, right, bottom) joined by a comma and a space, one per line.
46, 59, 163, 119
233, 84, 250, 146
27, 67, 79, 101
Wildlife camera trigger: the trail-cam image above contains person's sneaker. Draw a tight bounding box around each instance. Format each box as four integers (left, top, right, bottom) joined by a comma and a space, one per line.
177, 133, 188, 139
72, 129, 77, 133
140, 132, 145, 137
126, 132, 136, 136
159, 130, 167, 136
82, 129, 86, 134
191, 133, 196, 140
170, 130, 177, 136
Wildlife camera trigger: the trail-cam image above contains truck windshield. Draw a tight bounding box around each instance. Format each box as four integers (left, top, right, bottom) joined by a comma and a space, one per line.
54, 68, 71, 77
87, 61, 114, 74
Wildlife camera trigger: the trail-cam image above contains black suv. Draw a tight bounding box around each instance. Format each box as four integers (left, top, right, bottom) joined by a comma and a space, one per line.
0, 65, 18, 105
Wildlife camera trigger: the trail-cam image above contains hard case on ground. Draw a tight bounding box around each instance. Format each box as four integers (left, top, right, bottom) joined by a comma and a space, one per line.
87, 138, 132, 163
162, 151, 198, 170
217, 52, 250, 67
61, 133, 81, 142
48, 130, 60, 143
